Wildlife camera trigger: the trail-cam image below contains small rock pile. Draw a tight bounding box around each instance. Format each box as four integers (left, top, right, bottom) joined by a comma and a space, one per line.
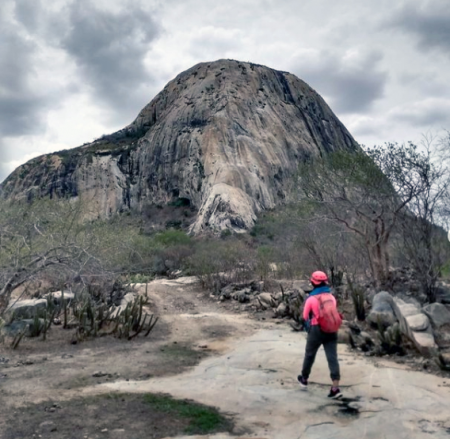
361, 286, 450, 369
215, 280, 307, 321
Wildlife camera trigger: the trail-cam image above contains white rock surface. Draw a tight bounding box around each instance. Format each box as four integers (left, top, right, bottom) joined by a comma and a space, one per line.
44, 290, 75, 305
4, 299, 47, 321
406, 313, 429, 331
94, 327, 450, 439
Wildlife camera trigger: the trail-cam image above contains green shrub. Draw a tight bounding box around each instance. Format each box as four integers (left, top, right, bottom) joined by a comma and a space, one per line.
143, 393, 232, 434
188, 238, 255, 289
154, 230, 192, 247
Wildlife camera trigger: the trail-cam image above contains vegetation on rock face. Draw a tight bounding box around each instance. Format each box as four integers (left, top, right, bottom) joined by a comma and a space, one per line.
296, 137, 450, 297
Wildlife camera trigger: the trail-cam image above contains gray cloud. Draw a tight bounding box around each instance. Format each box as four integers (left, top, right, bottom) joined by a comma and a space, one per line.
0, 9, 48, 137
389, 98, 450, 127
61, 2, 160, 119
389, 2, 450, 54
291, 49, 388, 114
0, 0, 162, 185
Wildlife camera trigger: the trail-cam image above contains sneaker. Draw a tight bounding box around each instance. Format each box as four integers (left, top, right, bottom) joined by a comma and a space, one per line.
297, 375, 308, 388
327, 387, 342, 399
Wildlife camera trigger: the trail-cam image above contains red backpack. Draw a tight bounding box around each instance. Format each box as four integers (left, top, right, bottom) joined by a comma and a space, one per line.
316, 294, 342, 333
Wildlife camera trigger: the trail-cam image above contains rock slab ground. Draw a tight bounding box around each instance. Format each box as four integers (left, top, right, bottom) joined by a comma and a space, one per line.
91, 327, 450, 439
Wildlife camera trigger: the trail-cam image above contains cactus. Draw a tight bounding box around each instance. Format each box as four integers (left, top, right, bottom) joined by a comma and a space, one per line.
28, 313, 43, 337
348, 279, 366, 321
377, 321, 405, 355
11, 327, 27, 349
68, 291, 158, 342
113, 295, 158, 340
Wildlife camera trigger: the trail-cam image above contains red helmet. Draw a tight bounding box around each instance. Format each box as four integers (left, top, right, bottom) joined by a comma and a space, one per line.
310, 270, 329, 285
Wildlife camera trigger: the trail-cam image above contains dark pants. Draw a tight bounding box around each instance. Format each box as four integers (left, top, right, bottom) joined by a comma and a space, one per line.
301, 325, 340, 381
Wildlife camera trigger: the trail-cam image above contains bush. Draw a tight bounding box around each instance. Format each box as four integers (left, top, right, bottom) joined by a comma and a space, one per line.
188, 238, 255, 290
154, 230, 192, 247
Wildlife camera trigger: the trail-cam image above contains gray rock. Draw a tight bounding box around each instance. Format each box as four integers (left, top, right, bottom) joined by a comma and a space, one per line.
221, 284, 235, 297
391, 298, 438, 357
1, 60, 359, 234
0, 319, 45, 338
423, 303, 450, 328
406, 314, 429, 331
111, 293, 137, 318
367, 291, 397, 328
291, 280, 310, 294
45, 290, 75, 305
4, 299, 47, 321
220, 291, 232, 300
275, 303, 287, 317
440, 352, 450, 366
233, 290, 250, 303
412, 332, 437, 356
257, 293, 277, 309
337, 327, 351, 344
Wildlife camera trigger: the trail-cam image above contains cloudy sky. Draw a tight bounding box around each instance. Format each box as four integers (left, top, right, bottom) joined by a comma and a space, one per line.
1, 0, 449, 182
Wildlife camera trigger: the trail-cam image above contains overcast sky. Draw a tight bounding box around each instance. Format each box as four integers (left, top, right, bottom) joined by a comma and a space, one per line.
1, 0, 449, 182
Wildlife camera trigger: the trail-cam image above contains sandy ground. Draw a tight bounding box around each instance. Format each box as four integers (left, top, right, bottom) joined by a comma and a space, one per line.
1, 277, 450, 438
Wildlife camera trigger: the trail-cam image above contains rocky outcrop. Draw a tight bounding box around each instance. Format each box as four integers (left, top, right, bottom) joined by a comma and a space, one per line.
367, 291, 398, 328
1, 60, 358, 233
391, 298, 438, 357
3, 299, 47, 322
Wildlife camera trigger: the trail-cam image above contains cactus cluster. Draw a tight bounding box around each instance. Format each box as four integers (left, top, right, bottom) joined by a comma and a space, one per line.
111, 296, 159, 340
377, 321, 405, 355
72, 292, 158, 342
9, 284, 158, 348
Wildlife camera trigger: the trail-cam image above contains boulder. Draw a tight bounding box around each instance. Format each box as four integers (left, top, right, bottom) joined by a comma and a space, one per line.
233, 290, 250, 303
220, 284, 235, 298
367, 291, 397, 328
257, 293, 277, 309
440, 352, 450, 366
45, 290, 75, 305
291, 280, 309, 295
406, 314, 429, 331
4, 299, 47, 322
337, 327, 351, 344
275, 303, 287, 317
391, 298, 438, 357
423, 303, 450, 328
412, 332, 438, 355
111, 293, 137, 318
0, 319, 45, 338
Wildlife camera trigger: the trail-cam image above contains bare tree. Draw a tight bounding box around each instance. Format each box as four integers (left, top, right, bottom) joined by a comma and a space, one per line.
396, 135, 450, 301
297, 143, 445, 289
0, 200, 107, 315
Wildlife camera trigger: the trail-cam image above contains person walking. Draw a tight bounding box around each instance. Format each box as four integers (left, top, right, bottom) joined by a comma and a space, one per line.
297, 270, 343, 398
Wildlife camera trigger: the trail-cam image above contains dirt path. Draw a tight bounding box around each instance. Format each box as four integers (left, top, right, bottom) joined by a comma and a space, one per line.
0, 277, 263, 437
1, 277, 450, 438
